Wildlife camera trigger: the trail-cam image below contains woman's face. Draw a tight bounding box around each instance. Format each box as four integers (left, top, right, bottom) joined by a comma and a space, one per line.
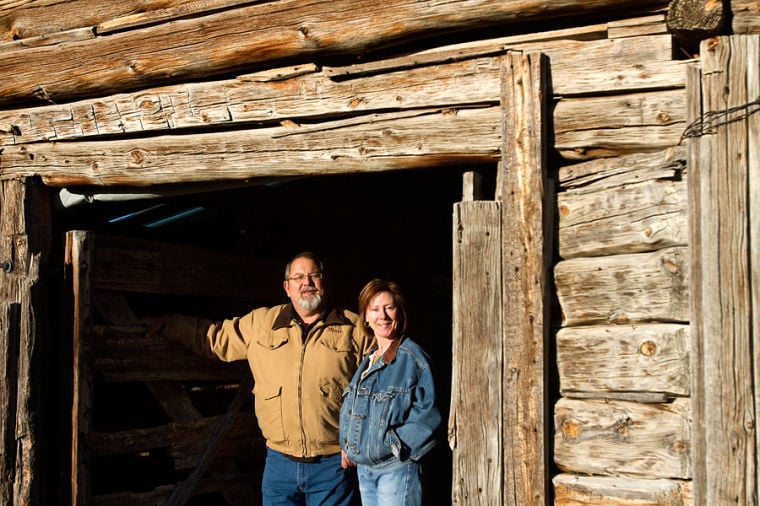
366, 291, 399, 339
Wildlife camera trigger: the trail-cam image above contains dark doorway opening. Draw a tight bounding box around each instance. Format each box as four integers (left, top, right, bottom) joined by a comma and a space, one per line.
52, 165, 496, 504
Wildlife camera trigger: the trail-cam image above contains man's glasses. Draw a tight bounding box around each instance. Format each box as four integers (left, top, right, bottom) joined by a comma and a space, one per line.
286, 272, 324, 282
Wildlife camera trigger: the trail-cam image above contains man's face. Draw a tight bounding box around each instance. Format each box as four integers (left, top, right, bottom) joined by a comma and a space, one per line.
283, 257, 325, 314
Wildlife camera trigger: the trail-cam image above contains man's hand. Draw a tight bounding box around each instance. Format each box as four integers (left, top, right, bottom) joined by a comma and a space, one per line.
341, 450, 355, 469
141, 315, 166, 337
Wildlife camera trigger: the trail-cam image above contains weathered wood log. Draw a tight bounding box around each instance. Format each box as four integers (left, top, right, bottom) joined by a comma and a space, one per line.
553, 473, 692, 505
92, 235, 282, 298
554, 246, 689, 326
0, 0, 202, 42
554, 397, 691, 479
89, 326, 247, 382
556, 323, 690, 398
666, 0, 726, 55
1, 107, 502, 187
0, 34, 684, 147
87, 413, 263, 460
558, 174, 688, 259
558, 146, 686, 190
553, 89, 687, 160
0, 0, 668, 107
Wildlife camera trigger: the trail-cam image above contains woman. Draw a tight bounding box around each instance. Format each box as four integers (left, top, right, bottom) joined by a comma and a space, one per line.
340, 279, 441, 506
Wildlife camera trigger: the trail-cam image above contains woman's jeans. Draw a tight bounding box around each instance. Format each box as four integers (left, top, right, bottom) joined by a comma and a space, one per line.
357, 461, 422, 506
261, 448, 358, 505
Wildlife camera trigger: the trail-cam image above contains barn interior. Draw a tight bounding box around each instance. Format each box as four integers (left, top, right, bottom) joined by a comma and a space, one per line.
47, 164, 497, 504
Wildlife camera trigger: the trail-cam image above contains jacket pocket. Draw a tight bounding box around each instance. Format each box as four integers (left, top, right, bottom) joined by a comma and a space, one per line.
254, 384, 285, 443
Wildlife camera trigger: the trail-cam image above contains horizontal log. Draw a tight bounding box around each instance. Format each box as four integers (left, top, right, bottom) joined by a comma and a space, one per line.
558, 175, 688, 259
556, 323, 690, 398
0, 34, 685, 147
554, 88, 687, 160
0, 0, 668, 107
92, 235, 282, 298
0, 0, 203, 42
558, 146, 686, 190
1, 107, 502, 187
553, 473, 692, 504
554, 397, 691, 479
554, 246, 689, 326
90, 327, 248, 382
88, 412, 264, 462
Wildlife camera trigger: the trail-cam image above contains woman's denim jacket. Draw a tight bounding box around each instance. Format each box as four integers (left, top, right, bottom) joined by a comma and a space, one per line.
340, 335, 441, 468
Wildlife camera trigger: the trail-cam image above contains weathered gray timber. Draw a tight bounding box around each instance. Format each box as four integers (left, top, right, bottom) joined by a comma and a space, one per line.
499, 52, 552, 506
554, 247, 690, 326
687, 35, 760, 506
553, 474, 693, 504
558, 148, 688, 259
732, 0, 760, 34
554, 397, 691, 479
450, 200, 502, 505
557, 323, 690, 399
0, 0, 666, 107
0, 178, 50, 506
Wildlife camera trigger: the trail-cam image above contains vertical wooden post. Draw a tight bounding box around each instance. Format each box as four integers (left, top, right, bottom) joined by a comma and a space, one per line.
450, 173, 502, 504
0, 177, 52, 505
499, 52, 551, 505
688, 35, 760, 505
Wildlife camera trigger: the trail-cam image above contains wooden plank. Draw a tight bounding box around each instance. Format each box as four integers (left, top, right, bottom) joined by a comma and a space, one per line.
554, 246, 690, 326
607, 13, 668, 39
558, 176, 688, 259
0, 0, 667, 107
66, 230, 95, 506
89, 326, 247, 382
88, 413, 264, 461
450, 200, 502, 505
553, 473, 691, 505
685, 60, 706, 506
92, 235, 282, 298
553, 397, 691, 479
556, 323, 690, 398
689, 35, 759, 505
1, 107, 502, 187
499, 52, 550, 506
0, 178, 50, 505
0, 302, 19, 506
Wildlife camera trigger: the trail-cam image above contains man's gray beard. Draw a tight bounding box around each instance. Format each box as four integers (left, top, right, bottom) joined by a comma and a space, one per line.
297, 293, 322, 311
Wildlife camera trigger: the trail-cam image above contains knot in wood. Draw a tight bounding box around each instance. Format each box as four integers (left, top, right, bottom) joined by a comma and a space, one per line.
639, 340, 657, 356
561, 419, 581, 439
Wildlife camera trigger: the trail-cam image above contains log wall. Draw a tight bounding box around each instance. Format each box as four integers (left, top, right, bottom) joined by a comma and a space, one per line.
0, 0, 758, 504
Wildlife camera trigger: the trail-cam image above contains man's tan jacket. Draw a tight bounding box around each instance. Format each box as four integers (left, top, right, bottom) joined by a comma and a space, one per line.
163, 303, 373, 458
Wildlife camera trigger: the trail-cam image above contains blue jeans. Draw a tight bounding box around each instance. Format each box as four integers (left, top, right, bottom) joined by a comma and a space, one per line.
261, 448, 358, 505
357, 461, 422, 506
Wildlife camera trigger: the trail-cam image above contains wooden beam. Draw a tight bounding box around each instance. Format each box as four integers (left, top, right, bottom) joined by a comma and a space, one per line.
499, 52, 550, 505
0, 178, 51, 505
687, 35, 760, 506
0, 0, 666, 107
1, 107, 502, 187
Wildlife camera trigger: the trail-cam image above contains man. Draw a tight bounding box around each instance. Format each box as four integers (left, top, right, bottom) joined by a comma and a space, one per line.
143, 251, 372, 505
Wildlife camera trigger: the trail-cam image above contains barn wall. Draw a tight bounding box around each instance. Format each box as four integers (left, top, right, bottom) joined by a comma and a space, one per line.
0, 0, 757, 504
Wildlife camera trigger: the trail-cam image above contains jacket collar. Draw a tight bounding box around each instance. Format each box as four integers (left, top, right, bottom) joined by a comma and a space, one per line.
376, 335, 404, 364
272, 303, 350, 330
